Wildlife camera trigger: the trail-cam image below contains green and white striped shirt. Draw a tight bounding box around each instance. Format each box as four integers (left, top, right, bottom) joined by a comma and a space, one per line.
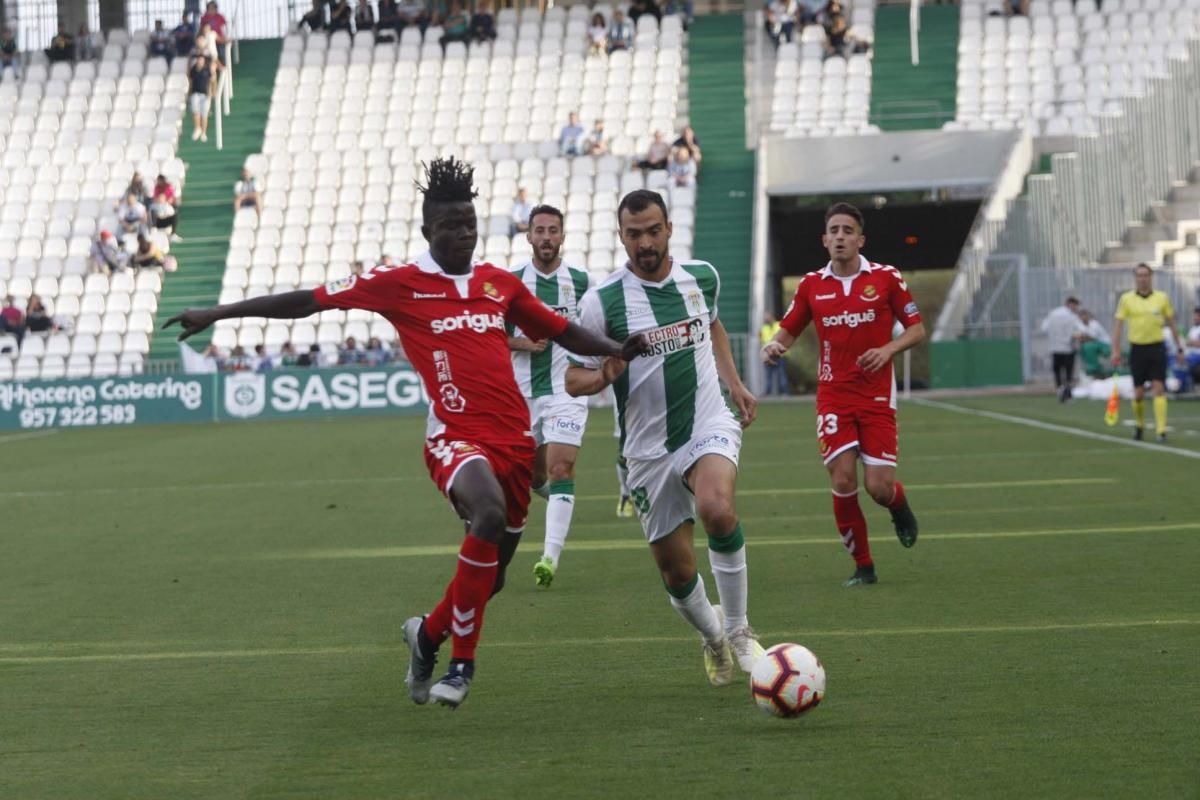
573, 259, 733, 460
509, 262, 591, 398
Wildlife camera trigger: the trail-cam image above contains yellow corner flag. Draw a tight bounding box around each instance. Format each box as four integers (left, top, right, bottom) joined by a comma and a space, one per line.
1104, 378, 1120, 426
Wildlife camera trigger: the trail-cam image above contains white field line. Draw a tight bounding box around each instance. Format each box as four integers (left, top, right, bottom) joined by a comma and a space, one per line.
266, 519, 1200, 560
2, 618, 1195, 665
914, 398, 1200, 460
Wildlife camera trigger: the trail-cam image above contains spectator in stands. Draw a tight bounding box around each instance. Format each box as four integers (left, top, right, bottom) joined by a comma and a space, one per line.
587, 12, 608, 55
196, 24, 222, 73
380, 254, 395, 266
151, 175, 181, 241
354, 0, 376, 36
254, 344, 274, 371
125, 172, 151, 206
668, 146, 697, 187
663, 0, 694, 28
1075, 308, 1113, 379
674, 125, 702, 165
608, 10, 634, 53
1005, 0, 1030, 17
296, 344, 321, 367
117, 192, 149, 242
375, 0, 400, 39
396, 0, 430, 33
200, 1, 229, 64
90, 231, 127, 273
233, 168, 261, 216
339, 336, 364, 365
1181, 307, 1200, 387
300, 0, 328, 31
582, 119, 609, 155
630, 0, 663, 24
328, 0, 353, 32
440, 0, 470, 48
131, 234, 165, 270
188, 54, 213, 143
799, 0, 828, 26
364, 337, 390, 366
0, 28, 20, 81
765, 0, 797, 46
634, 130, 671, 172
1, 296, 25, 342
75, 24, 100, 61
559, 111, 585, 156
469, 0, 497, 42
510, 187, 533, 236
46, 25, 74, 63
279, 342, 300, 367
226, 345, 254, 372
350, 261, 366, 276
824, 9, 848, 58
150, 19, 174, 64
174, 13, 197, 56
24, 295, 54, 334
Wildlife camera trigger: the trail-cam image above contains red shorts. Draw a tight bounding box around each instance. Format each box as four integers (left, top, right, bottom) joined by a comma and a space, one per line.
423, 436, 535, 532
815, 399, 898, 467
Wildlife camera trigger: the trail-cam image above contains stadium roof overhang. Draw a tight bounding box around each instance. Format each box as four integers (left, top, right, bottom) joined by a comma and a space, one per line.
762, 130, 1021, 196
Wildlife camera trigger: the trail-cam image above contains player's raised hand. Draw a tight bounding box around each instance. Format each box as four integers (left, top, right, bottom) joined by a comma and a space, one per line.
620, 333, 649, 361
856, 346, 891, 373
728, 382, 758, 428
760, 340, 787, 365
163, 308, 220, 341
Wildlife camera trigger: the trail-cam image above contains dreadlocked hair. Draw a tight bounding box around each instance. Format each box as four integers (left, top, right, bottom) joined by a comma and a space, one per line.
415, 157, 479, 204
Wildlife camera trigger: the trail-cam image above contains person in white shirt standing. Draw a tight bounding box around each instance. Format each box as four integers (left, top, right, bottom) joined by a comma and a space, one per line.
1041, 296, 1083, 402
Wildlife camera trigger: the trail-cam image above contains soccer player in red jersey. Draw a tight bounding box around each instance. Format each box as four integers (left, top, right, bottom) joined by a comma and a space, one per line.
165, 158, 645, 707
760, 202, 925, 587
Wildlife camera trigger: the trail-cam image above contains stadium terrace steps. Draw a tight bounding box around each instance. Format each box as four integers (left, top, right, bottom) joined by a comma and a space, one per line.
687, 13, 754, 334
869, 4, 958, 132
149, 39, 282, 361
1101, 166, 1200, 264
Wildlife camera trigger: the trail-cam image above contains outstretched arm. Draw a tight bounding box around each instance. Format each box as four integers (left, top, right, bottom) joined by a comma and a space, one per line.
553, 321, 645, 362
163, 290, 322, 340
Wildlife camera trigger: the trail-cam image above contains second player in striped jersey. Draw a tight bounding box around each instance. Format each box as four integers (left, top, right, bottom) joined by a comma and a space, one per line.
507, 204, 593, 589
567, 190, 765, 687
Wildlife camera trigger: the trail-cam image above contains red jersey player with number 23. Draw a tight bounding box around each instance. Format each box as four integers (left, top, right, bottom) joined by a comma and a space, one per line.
762, 203, 925, 587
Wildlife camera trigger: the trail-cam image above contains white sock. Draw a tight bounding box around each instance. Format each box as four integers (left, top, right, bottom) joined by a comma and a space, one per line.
668, 573, 723, 644
708, 525, 748, 632
616, 459, 629, 496
543, 480, 575, 568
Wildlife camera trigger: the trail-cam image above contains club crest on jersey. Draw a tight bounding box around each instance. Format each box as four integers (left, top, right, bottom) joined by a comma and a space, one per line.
482, 281, 505, 302
686, 290, 705, 316
859, 284, 879, 302
325, 275, 356, 295
643, 318, 707, 356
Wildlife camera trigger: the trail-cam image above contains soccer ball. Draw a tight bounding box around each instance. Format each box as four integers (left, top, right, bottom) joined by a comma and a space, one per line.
750, 643, 826, 718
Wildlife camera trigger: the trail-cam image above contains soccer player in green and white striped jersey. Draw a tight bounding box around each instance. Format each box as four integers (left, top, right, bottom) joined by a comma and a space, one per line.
507, 205, 593, 589
566, 190, 765, 686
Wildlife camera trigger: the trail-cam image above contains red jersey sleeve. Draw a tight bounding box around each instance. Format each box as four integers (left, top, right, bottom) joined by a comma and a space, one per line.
507, 277, 570, 340
313, 268, 405, 313
780, 275, 813, 336
886, 267, 922, 328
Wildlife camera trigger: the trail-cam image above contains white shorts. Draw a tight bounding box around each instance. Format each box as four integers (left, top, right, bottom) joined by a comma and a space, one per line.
189, 93, 210, 116
527, 393, 589, 448
625, 418, 742, 543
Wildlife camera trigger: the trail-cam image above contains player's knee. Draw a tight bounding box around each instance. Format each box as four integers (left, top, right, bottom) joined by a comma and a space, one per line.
865, 476, 894, 506
470, 503, 507, 542
697, 500, 737, 537
547, 459, 576, 482
830, 473, 858, 495
662, 564, 697, 592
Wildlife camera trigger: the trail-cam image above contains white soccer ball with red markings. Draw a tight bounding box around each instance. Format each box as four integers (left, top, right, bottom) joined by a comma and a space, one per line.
750, 643, 826, 718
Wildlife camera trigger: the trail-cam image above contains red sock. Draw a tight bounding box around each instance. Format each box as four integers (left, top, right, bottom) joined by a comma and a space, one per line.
888, 480, 907, 511
447, 534, 499, 661
832, 490, 872, 567
423, 583, 455, 648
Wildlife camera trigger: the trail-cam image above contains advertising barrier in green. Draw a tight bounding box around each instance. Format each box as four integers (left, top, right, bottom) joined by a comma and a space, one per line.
0, 366, 428, 431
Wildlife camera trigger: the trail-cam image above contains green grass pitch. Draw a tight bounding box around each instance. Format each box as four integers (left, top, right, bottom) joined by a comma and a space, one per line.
2, 396, 1198, 798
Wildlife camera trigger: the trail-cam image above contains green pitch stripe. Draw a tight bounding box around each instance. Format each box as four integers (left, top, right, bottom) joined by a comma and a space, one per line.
644, 281, 697, 452
531, 274, 558, 397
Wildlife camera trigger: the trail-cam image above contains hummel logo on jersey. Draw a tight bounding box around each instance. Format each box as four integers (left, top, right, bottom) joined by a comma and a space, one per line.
414, 291, 447, 299
430, 311, 505, 334
822, 310, 877, 328
643, 318, 707, 356
815, 293, 836, 300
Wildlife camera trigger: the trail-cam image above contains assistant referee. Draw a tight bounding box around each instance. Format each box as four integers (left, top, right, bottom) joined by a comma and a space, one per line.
1111, 263, 1185, 442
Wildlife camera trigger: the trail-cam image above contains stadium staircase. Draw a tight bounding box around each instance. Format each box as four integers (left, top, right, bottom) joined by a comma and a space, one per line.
148, 39, 281, 360
688, 13, 754, 333
869, 4, 958, 131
